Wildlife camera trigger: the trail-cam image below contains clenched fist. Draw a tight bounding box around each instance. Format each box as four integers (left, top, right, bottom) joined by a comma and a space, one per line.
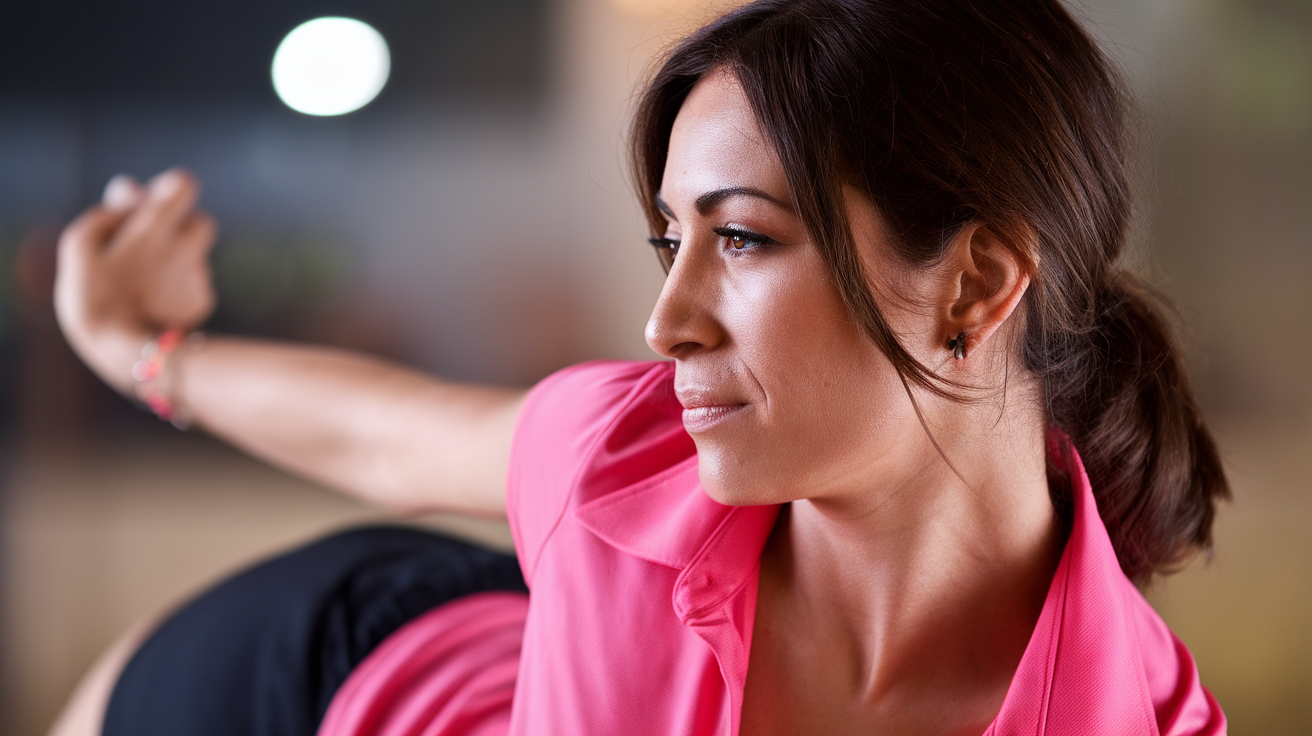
54, 169, 217, 394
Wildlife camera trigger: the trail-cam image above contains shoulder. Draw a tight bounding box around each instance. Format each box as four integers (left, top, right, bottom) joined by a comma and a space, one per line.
1120, 579, 1227, 736
513, 360, 674, 453
1027, 435, 1226, 735
507, 360, 692, 581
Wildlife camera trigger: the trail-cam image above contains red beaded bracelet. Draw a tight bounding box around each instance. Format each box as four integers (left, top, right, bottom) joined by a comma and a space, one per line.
131, 327, 196, 428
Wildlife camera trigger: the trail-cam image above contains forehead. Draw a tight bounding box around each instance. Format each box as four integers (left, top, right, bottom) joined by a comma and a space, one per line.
661, 69, 788, 206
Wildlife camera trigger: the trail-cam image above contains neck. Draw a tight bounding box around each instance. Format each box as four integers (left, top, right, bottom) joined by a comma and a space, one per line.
755, 404, 1061, 720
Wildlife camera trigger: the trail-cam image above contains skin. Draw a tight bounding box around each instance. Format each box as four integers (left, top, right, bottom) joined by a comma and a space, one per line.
54, 172, 523, 518
49, 71, 1058, 736
649, 70, 1059, 735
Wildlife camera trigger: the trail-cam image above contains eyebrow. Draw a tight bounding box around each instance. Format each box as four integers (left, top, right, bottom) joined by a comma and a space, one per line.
655, 187, 791, 219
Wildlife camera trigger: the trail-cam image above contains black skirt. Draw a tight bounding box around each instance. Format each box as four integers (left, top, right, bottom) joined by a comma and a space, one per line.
103, 525, 526, 736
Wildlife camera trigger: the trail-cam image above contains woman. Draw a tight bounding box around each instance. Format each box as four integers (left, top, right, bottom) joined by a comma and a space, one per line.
51, 0, 1228, 734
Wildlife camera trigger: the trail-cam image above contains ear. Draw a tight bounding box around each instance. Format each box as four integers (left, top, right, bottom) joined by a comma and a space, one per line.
938, 223, 1032, 359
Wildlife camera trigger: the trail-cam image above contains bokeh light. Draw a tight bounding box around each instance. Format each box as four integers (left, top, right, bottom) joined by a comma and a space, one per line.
271, 17, 389, 116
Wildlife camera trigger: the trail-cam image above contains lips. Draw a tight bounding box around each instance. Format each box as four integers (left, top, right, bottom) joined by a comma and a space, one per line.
676, 388, 748, 433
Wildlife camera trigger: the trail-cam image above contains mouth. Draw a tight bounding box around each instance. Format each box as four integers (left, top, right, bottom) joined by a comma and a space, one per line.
677, 393, 750, 433
681, 404, 748, 432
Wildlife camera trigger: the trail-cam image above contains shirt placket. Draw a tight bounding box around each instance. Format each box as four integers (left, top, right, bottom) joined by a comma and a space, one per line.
672, 505, 778, 736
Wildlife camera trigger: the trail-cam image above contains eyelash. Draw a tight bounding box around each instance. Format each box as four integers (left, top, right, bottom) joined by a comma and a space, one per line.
646, 227, 777, 272
713, 226, 776, 255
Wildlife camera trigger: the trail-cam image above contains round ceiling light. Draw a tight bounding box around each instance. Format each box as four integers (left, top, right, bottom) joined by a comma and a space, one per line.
272, 17, 390, 116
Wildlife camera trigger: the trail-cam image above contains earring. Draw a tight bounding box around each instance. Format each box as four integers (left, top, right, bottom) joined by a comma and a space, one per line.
947, 331, 967, 360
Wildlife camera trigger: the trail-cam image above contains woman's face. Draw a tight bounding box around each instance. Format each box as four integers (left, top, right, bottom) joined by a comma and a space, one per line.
647, 69, 940, 507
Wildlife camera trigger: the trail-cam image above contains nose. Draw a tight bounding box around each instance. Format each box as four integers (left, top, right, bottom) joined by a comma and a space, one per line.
644, 243, 725, 359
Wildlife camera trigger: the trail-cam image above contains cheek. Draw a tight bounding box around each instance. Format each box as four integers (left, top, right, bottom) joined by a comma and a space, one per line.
697, 255, 911, 503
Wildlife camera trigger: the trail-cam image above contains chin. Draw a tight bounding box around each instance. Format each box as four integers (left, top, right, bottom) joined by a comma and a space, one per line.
696, 452, 792, 507
700, 482, 760, 507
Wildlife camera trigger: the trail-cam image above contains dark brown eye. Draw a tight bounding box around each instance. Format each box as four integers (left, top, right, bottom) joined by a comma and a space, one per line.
647, 237, 680, 274
712, 226, 773, 253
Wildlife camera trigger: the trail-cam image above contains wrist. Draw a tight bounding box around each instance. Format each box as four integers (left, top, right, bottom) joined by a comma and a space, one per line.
131, 328, 205, 429
61, 318, 154, 396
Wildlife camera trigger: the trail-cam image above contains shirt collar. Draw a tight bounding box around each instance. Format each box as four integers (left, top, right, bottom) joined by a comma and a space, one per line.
573, 453, 779, 622
573, 450, 777, 736
989, 430, 1159, 734
575, 426, 1164, 734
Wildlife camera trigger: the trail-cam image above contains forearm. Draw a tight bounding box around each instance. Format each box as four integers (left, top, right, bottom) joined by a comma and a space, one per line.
176, 337, 523, 517
53, 173, 522, 516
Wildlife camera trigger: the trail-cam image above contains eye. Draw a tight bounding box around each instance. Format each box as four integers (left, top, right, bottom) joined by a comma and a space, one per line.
712, 226, 775, 252
647, 237, 680, 274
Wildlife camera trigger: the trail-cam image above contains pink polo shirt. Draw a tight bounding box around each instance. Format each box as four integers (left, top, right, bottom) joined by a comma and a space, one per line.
321, 359, 1225, 736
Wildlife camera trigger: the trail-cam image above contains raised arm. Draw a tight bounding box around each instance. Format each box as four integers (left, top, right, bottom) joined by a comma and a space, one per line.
54, 170, 522, 517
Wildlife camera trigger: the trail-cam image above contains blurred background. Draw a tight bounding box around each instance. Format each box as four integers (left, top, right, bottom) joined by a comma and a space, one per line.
0, 0, 1307, 733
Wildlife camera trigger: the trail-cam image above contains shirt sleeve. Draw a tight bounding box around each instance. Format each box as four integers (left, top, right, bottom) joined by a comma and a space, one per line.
506, 360, 668, 585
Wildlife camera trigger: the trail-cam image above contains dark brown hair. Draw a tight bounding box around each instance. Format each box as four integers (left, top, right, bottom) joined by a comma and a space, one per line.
630, 0, 1228, 584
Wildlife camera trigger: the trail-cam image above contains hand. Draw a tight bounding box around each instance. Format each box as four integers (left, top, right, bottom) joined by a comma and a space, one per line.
54, 169, 217, 394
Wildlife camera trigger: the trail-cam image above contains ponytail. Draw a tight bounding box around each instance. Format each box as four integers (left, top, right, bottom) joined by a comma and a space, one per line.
1035, 271, 1229, 584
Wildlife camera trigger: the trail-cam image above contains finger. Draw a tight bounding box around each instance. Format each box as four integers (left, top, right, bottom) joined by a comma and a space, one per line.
58, 205, 129, 263
115, 169, 202, 246
102, 174, 144, 212
177, 211, 218, 255
145, 168, 201, 226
